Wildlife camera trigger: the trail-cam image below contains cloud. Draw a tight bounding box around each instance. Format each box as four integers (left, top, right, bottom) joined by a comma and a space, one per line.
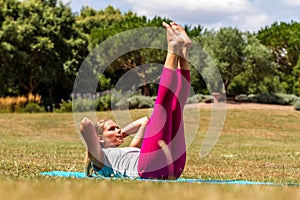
280, 0, 300, 6
126, 0, 271, 31
63, 0, 300, 31
127, 0, 251, 18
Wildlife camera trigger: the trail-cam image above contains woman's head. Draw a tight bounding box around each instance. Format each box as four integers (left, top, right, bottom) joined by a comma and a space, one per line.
95, 119, 124, 148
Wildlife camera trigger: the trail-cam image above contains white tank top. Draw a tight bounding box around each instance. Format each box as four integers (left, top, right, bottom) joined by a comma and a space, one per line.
96, 147, 140, 178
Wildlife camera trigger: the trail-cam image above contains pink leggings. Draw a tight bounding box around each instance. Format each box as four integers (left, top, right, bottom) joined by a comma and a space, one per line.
138, 68, 190, 179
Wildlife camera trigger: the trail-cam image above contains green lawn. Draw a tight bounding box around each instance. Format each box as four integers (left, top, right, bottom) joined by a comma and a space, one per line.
0, 106, 299, 199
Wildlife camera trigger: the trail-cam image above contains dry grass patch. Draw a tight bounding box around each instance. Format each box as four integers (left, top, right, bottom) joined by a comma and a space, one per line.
0, 105, 299, 199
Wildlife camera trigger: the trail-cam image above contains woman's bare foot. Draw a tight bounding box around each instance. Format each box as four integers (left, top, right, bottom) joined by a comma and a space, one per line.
162, 22, 185, 54
170, 22, 192, 48
168, 22, 191, 70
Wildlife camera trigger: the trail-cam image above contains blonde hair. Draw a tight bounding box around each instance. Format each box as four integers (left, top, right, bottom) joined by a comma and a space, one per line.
95, 119, 110, 136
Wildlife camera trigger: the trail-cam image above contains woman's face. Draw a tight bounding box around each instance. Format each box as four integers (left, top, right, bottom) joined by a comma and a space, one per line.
100, 120, 124, 148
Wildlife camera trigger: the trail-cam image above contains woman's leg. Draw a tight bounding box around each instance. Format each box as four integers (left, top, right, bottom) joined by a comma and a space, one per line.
137, 22, 184, 179
169, 22, 191, 178
170, 69, 190, 178
137, 67, 177, 179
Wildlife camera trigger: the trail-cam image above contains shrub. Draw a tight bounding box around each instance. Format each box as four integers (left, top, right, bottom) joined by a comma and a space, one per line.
95, 94, 113, 111
294, 101, 300, 111
187, 94, 214, 104
137, 96, 154, 108
255, 93, 283, 104
187, 94, 204, 104
234, 94, 249, 102
0, 94, 42, 112
73, 97, 95, 112
21, 103, 45, 113
104, 95, 154, 110
248, 94, 258, 103
127, 95, 154, 109
235, 93, 300, 105
59, 100, 72, 112
115, 98, 129, 110
276, 93, 299, 105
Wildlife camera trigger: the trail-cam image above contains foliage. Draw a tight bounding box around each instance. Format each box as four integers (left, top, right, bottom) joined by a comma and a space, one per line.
86, 11, 171, 95
72, 95, 95, 112
293, 100, 300, 110
257, 21, 300, 95
95, 93, 116, 111
70, 91, 120, 112
201, 27, 246, 91
0, 3, 299, 107
258, 21, 300, 72
127, 95, 154, 109
21, 102, 45, 113
86, 8, 204, 96
201, 30, 279, 95
187, 94, 213, 104
240, 34, 277, 94
0, 93, 41, 112
292, 57, 300, 96
0, 0, 88, 106
58, 100, 72, 112
235, 93, 300, 105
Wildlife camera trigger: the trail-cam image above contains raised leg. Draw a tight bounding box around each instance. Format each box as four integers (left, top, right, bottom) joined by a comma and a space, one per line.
169, 22, 191, 178
137, 22, 192, 179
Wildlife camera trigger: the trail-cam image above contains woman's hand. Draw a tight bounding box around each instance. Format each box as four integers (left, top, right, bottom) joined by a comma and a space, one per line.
121, 117, 149, 148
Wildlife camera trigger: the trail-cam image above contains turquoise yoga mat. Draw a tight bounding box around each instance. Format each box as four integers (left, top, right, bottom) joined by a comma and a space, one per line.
40, 171, 299, 186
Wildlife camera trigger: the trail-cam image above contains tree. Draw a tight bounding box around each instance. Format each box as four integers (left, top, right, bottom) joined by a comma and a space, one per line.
201, 27, 246, 92
257, 21, 300, 94
0, 0, 88, 106
228, 34, 278, 94
292, 57, 300, 96
87, 9, 171, 96
76, 5, 125, 50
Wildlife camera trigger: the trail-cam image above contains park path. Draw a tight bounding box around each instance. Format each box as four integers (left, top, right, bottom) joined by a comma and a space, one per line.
186, 102, 294, 110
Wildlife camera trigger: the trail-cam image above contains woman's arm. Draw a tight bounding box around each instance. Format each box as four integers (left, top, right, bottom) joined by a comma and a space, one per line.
122, 116, 148, 148
80, 117, 104, 170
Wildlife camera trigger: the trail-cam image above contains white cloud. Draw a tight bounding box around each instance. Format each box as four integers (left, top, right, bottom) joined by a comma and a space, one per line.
127, 0, 251, 16
280, 0, 300, 6
126, 0, 270, 31
63, 0, 300, 31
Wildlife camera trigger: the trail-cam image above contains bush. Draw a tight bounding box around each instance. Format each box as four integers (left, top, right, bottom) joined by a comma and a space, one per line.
294, 101, 300, 111
21, 103, 45, 113
235, 93, 300, 105
276, 93, 299, 105
255, 93, 283, 104
73, 97, 95, 112
0, 94, 42, 113
234, 94, 249, 102
187, 94, 204, 104
187, 94, 214, 104
58, 100, 72, 112
127, 95, 154, 109
137, 97, 154, 108
114, 95, 154, 110
115, 98, 129, 110
95, 94, 113, 111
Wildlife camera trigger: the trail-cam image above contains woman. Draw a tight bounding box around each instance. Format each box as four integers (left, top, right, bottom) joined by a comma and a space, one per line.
80, 21, 191, 179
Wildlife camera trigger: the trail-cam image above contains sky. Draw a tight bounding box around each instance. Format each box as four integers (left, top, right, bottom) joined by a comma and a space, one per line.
63, 0, 300, 32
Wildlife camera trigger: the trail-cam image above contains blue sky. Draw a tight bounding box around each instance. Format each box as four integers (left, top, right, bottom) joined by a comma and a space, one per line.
63, 0, 300, 32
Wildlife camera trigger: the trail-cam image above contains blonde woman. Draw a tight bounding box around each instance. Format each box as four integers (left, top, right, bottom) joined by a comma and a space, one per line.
80, 22, 191, 179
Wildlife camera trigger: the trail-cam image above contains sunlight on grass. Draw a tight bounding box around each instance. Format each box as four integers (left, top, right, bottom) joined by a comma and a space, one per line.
0, 107, 299, 199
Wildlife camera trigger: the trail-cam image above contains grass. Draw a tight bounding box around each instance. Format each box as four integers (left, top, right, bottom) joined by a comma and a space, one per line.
0, 106, 300, 199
